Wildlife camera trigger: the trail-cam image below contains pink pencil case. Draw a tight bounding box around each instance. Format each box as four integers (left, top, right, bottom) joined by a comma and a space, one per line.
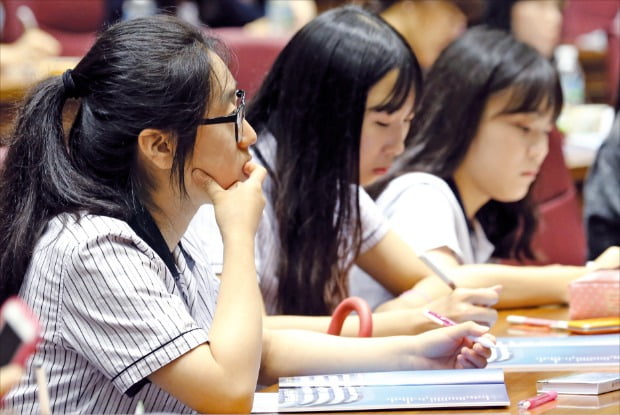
568, 269, 620, 320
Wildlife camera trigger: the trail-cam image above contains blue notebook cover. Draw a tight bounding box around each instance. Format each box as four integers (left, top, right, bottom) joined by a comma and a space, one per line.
278, 369, 509, 412
488, 333, 620, 371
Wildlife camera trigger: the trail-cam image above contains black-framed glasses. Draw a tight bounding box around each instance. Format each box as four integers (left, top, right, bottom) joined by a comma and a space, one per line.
200, 89, 246, 143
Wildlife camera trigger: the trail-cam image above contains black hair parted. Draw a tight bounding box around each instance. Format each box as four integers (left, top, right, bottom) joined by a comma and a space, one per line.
0, 15, 226, 303
370, 26, 563, 261
248, 5, 422, 315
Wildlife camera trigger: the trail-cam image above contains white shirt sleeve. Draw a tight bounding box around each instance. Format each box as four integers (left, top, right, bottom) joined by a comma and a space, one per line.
349, 173, 474, 309
378, 175, 466, 261
359, 187, 390, 253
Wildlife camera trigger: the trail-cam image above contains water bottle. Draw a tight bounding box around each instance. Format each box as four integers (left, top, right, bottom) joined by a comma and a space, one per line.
555, 44, 585, 106
122, 0, 156, 21
265, 0, 294, 35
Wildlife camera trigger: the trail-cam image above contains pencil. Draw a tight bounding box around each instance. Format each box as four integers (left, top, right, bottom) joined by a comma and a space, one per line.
419, 253, 457, 290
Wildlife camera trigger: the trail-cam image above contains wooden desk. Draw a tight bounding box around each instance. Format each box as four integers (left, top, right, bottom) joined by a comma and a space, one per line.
486, 307, 619, 415
261, 307, 620, 414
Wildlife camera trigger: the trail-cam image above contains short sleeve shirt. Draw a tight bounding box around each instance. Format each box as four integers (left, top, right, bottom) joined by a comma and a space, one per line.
349, 172, 494, 309
5, 213, 220, 414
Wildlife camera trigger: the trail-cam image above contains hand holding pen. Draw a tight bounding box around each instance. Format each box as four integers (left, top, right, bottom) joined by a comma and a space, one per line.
416, 253, 501, 326
419, 253, 457, 290
423, 309, 497, 350
413, 316, 495, 370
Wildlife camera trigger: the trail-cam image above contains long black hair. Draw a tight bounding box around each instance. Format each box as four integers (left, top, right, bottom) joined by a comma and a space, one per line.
370, 26, 563, 260
0, 15, 224, 304
248, 5, 422, 315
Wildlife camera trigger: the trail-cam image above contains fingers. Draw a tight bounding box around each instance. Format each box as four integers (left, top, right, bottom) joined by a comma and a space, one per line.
241, 163, 267, 198
455, 286, 501, 307
458, 346, 489, 368
449, 321, 491, 341
244, 161, 266, 178
192, 168, 223, 202
472, 339, 494, 359
593, 246, 620, 270
467, 306, 498, 327
243, 162, 267, 184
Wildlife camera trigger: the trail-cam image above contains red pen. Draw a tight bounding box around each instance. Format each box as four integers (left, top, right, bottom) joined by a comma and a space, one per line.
518, 391, 558, 410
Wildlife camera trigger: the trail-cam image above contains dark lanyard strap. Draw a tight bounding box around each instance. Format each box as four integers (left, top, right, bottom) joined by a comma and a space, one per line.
127, 202, 180, 280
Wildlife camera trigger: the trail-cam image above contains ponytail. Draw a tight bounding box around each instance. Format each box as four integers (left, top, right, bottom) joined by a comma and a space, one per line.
0, 75, 121, 304
0, 15, 219, 304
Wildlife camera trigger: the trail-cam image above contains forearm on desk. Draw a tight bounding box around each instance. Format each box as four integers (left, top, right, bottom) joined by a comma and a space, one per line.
259, 329, 412, 385
414, 264, 586, 308
265, 309, 436, 337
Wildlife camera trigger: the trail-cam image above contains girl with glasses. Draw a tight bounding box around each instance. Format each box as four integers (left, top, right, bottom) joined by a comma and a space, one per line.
0, 14, 265, 413
192, 5, 499, 334
351, 27, 619, 312
0, 14, 493, 413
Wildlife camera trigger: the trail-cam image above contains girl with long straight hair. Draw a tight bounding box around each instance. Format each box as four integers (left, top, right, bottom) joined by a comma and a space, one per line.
192, 5, 500, 334
351, 27, 619, 311
0, 14, 495, 413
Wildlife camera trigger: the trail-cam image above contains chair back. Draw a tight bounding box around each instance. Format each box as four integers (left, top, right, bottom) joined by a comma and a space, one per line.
526, 128, 587, 265
1, 0, 104, 56
211, 27, 288, 100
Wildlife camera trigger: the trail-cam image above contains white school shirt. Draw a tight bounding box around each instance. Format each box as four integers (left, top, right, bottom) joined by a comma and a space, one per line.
349, 172, 494, 309
189, 131, 389, 315
5, 213, 220, 414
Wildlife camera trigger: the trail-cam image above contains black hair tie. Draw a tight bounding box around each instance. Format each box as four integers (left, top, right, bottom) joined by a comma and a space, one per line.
62, 69, 80, 98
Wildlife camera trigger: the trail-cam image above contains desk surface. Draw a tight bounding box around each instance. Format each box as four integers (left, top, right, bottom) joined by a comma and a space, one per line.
262, 306, 619, 415
479, 307, 618, 415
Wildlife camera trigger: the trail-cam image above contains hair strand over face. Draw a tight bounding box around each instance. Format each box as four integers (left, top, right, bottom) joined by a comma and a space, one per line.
248, 5, 422, 315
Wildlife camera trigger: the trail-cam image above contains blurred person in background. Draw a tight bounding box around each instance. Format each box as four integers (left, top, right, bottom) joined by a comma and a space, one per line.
0, 1, 60, 69
584, 107, 620, 259
105, 0, 266, 27
155, 0, 266, 27
316, 0, 485, 70
150, 0, 315, 34
484, 0, 563, 59
371, 0, 485, 69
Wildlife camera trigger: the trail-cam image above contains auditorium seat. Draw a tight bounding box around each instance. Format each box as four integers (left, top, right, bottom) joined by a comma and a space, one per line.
1, 0, 104, 56
210, 27, 288, 100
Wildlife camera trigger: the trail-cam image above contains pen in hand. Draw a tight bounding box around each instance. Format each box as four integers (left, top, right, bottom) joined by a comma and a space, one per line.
419, 253, 457, 290
423, 309, 496, 349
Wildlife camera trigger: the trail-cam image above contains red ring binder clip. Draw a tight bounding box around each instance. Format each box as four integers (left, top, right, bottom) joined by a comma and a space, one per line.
327, 296, 373, 337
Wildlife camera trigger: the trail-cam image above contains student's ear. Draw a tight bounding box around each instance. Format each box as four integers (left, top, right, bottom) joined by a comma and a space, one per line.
137, 129, 175, 170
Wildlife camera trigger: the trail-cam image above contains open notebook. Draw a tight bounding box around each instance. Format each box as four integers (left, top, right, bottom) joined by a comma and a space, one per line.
255, 368, 510, 412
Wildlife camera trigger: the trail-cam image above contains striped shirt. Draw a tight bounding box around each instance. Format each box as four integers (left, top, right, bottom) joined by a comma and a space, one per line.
5, 213, 220, 414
